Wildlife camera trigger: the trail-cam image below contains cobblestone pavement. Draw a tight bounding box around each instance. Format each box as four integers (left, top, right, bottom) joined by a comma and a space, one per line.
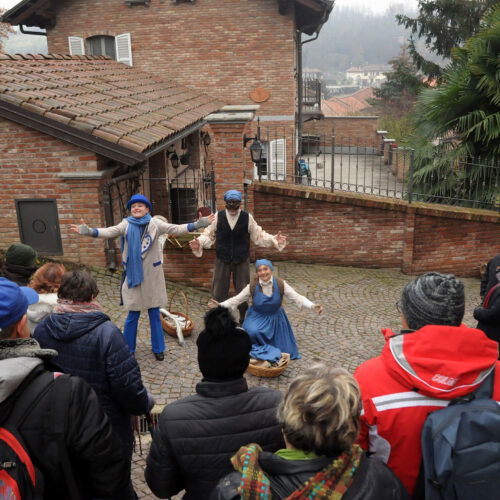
93, 262, 482, 499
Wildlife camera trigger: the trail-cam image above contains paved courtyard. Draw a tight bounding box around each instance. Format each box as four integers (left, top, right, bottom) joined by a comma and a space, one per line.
93, 262, 482, 499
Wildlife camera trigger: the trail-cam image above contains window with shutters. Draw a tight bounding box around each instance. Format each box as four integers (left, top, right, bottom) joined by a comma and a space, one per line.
268, 139, 286, 181
68, 33, 133, 66
253, 139, 286, 181
87, 35, 116, 59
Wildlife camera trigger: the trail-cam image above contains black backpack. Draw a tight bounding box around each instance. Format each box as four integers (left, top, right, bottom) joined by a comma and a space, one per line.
420, 369, 500, 499
0, 368, 80, 500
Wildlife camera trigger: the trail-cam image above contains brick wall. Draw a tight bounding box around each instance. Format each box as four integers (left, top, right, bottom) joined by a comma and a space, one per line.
163, 244, 215, 290
45, 0, 296, 117
303, 117, 379, 146
252, 182, 500, 277
0, 117, 111, 267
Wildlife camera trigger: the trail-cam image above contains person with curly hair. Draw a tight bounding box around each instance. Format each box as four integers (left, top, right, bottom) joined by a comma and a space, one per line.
27, 262, 66, 333
212, 363, 406, 499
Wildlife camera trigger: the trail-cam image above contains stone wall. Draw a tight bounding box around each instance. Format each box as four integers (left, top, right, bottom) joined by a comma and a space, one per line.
252, 182, 500, 277
0, 117, 110, 267
303, 116, 379, 146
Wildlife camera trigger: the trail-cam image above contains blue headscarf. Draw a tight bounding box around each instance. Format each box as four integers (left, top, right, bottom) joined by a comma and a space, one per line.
255, 259, 273, 270
224, 190, 242, 202
125, 214, 152, 288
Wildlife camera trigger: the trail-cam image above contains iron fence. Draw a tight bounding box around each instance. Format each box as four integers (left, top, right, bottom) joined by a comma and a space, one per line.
254, 132, 499, 211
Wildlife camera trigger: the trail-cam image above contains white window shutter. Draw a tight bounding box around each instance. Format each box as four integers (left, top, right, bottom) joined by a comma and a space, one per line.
115, 33, 133, 66
268, 139, 286, 181
68, 36, 85, 55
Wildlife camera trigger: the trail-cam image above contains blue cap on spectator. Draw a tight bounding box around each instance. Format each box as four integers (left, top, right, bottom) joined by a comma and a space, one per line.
0, 277, 39, 329
223, 190, 242, 202
126, 194, 153, 212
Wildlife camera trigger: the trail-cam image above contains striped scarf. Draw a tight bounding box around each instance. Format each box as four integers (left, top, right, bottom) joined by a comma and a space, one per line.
231, 443, 363, 499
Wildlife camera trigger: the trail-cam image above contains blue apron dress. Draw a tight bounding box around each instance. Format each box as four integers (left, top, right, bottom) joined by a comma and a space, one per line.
243, 277, 301, 360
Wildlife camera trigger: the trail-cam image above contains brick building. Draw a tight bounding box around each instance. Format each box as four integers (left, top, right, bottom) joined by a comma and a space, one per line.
0, 53, 225, 271
3, 0, 334, 181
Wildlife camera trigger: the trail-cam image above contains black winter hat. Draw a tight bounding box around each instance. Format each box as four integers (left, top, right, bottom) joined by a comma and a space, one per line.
6, 243, 37, 267
401, 272, 465, 331
197, 306, 251, 380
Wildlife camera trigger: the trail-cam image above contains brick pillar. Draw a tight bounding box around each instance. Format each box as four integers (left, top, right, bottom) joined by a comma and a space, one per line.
402, 206, 416, 274
206, 105, 259, 211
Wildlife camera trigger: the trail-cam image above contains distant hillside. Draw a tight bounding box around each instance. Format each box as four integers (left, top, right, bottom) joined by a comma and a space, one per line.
304, 5, 416, 78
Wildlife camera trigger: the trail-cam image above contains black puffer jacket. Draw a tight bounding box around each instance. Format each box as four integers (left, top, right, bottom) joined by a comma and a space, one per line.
34, 311, 150, 456
474, 283, 500, 348
481, 255, 500, 297
0, 358, 128, 499
211, 451, 408, 500
145, 377, 284, 499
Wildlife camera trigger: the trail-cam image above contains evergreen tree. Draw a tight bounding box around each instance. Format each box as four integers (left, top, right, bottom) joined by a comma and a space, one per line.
410, 6, 500, 208
396, 0, 496, 80
372, 47, 426, 113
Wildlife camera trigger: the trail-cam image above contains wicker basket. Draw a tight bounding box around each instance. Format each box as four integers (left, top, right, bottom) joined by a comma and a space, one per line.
246, 353, 290, 378
160, 290, 194, 338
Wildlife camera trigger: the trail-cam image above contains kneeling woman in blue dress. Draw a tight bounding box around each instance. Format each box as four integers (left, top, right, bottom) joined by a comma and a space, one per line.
210, 259, 322, 361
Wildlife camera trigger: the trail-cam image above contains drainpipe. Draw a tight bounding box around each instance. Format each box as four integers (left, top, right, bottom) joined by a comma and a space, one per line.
102, 186, 117, 271
296, 29, 319, 158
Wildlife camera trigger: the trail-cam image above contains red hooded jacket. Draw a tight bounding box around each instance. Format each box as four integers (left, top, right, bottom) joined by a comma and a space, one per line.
354, 324, 500, 495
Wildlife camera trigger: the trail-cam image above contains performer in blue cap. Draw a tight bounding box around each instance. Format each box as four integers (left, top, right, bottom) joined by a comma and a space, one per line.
190, 189, 287, 323
71, 193, 213, 360
209, 259, 323, 360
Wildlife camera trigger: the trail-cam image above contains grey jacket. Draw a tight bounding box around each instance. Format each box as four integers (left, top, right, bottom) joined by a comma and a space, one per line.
94, 216, 190, 310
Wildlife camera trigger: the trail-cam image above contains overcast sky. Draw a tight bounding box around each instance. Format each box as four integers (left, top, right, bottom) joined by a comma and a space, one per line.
335, 0, 417, 14
1, 0, 418, 13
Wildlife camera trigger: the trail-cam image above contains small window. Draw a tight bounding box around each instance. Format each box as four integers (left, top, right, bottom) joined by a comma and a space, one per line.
87, 35, 116, 59
68, 33, 133, 66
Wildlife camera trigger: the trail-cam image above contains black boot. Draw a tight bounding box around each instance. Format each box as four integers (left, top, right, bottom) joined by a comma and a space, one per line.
154, 352, 164, 361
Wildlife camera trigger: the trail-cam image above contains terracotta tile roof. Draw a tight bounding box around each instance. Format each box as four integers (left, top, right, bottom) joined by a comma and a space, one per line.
321, 98, 350, 117
321, 88, 375, 116
0, 53, 225, 155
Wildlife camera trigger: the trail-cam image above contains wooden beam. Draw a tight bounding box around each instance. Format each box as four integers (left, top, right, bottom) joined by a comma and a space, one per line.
13, 0, 53, 26
294, 0, 324, 13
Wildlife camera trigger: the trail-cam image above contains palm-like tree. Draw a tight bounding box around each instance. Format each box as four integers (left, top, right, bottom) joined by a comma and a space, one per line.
410, 6, 500, 209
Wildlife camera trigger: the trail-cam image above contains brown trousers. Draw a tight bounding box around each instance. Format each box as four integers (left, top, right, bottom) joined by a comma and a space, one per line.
212, 258, 250, 323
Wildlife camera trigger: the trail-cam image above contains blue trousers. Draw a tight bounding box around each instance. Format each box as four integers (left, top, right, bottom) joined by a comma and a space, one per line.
123, 307, 165, 354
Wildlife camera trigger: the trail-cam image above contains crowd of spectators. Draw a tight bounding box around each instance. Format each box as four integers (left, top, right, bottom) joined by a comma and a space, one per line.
1, 244, 499, 499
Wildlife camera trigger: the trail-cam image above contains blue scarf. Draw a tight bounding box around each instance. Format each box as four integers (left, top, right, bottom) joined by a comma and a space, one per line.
125, 214, 152, 288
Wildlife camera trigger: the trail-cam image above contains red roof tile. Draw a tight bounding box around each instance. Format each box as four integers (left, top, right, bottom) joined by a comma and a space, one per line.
0, 54, 225, 154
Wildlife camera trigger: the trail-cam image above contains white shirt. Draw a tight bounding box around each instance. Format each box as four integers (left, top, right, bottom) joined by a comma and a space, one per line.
219, 278, 315, 310
191, 209, 286, 257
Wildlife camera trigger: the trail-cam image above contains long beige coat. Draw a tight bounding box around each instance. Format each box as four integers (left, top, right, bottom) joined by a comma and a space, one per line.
95, 217, 190, 311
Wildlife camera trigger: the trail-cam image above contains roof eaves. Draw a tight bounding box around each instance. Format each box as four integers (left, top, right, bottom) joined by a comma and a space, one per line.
0, 97, 146, 166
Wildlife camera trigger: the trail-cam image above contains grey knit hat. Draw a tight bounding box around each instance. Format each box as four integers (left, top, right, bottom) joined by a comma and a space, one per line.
401, 272, 465, 331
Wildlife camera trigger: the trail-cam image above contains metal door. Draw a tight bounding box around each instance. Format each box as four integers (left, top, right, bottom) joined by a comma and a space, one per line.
15, 199, 63, 255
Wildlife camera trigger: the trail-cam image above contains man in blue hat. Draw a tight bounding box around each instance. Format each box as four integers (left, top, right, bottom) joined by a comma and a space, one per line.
71, 193, 213, 360
0, 277, 129, 497
190, 189, 287, 322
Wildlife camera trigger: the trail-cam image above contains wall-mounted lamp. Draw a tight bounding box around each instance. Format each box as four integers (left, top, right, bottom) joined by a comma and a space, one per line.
167, 149, 180, 169
243, 118, 264, 163
202, 132, 211, 147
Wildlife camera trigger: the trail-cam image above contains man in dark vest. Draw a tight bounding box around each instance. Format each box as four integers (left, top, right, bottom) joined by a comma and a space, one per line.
190, 189, 287, 322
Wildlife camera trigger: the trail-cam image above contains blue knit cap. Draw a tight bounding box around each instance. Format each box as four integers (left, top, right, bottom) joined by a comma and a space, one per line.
223, 190, 242, 202
126, 194, 152, 212
0, 277, 39, 328
255, 259, 273, 270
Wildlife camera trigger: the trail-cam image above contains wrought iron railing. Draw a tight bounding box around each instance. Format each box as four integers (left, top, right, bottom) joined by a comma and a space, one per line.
302, 78, 322, 109
253, 131, 499, 211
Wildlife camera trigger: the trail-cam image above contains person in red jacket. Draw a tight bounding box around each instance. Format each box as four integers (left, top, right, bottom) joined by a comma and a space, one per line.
354, 272, 500, 497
